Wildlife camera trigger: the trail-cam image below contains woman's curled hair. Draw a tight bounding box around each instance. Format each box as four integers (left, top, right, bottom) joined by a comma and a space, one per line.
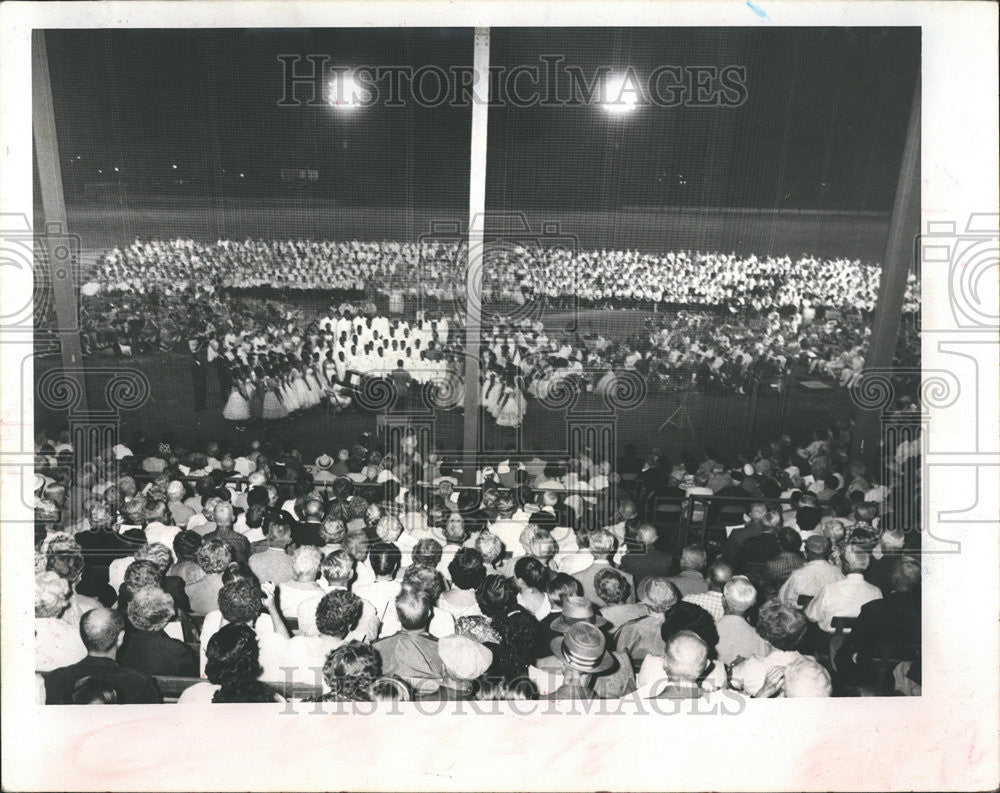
206, 623, 277, 703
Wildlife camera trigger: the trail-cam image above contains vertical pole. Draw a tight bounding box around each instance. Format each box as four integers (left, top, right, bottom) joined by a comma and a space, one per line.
852, 80, 920, 470
461, 27, 490, 486
32, 30, 88, 412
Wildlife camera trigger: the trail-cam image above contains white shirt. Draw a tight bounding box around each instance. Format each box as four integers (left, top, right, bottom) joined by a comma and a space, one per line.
354, 579, 403, 625
199, 611, 273, 677
296, 588, 380, 643
636, 653, 727, 691
35, 617, 87, 672
144, 521, 181, 554
379, 604, 455, 640
489, 518, 529, 554
778, 560, 845, 605
805, 573, 883, 633
276, 580, 324, 620
108, 555, 136, 593
353, 559, 377, 588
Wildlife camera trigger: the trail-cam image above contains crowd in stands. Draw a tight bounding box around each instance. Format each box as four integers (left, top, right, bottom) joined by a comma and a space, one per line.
87, 239, 919, 313
70, 239, 921, 416
32, 413, 922, 706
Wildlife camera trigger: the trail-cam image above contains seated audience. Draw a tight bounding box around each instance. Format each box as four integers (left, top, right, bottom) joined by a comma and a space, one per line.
668, 546, 709, 597
805, 545, 883, 633
179, 624, 283, 703
35, 571, 87, 672
731, 600, 810, 697
118, 586, 197, 677
277, 546, 324, 621
45, 608, 162, 704
715, 576, 770, 666
373, 589, 444, 693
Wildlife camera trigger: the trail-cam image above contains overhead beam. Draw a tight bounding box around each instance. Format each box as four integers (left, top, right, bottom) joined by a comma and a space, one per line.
852, 79, 920, 470
32, 30, 89, 413
461, 27, 490, 485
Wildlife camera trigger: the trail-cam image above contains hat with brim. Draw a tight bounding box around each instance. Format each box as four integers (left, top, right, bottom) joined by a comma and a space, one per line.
438, 634, 493, 681
315, 454, 334, 470
549, 622, 614, 675
550, 595, 609, 632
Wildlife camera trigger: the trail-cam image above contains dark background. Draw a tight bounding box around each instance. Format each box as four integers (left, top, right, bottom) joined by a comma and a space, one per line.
43, 27, 919, 212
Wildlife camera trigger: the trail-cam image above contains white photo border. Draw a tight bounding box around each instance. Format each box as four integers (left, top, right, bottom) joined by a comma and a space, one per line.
2, 2, 997, 791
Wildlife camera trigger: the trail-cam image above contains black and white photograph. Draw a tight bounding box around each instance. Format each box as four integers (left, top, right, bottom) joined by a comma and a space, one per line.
2, 3, 998, 792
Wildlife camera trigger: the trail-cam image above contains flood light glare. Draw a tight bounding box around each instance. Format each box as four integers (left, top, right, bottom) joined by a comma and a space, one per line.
601, 72, 640, 114
329, 73, 370, 110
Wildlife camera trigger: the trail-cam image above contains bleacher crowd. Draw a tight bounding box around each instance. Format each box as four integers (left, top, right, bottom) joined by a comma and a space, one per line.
33, 415, 921, 706
88, 238, 919, 312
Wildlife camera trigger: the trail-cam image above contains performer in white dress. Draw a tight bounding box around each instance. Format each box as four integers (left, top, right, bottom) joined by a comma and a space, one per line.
222, 375, 252, 423
281, 372, 300, 414
495, 377, 526, 428
292, 367, 314, 410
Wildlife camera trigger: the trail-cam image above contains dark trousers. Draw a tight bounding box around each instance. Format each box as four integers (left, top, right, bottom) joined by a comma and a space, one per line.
217, 359, 232, 399
192, 362, 207, 410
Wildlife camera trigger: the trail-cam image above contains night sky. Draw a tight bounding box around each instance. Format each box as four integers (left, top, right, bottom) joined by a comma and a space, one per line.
43, 27, 918, 211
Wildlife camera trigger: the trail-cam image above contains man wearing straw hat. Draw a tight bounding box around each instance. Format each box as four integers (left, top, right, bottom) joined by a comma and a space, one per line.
546, 621, 616, 700
532, 596, 636, 699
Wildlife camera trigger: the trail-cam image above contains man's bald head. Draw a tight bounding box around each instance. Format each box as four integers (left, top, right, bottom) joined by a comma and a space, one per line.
80, 607, 125, 653
663, 630, 709, 682
636, 523, 658, 546
706, 561, 733, 591
784, 657, 832, 697
213, 501, 235, 528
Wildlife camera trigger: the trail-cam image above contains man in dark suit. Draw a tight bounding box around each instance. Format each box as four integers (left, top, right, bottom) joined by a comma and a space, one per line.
864, 528, 908, 595
118, 587, 197, 677
390, 360, 413, 409
190, 337, 208, 411
720, 503, 769, 564
45, 608, 162, 704
835, 555, 921, 690
620, 524, 674, 588
202, 501, 251, 564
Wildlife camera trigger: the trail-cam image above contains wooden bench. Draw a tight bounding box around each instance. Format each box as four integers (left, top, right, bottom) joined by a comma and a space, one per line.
154, 675, 324, 703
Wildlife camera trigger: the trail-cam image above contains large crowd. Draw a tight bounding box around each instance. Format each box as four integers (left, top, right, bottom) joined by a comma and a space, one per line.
71, 239, 922, 429
32, 412, 922, 705
86, 238, 920, 312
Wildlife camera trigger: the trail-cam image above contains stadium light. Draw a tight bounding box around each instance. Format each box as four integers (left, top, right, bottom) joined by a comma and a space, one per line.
601, 71, 641, 115
328, 71, 370, 110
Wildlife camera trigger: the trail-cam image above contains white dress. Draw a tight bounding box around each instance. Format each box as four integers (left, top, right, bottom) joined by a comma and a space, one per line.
281, 377, 300, 413
292, 370, 314, 409
222, 380, 252, 421
496, 385, 525, 427
305, 367, 324, 406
